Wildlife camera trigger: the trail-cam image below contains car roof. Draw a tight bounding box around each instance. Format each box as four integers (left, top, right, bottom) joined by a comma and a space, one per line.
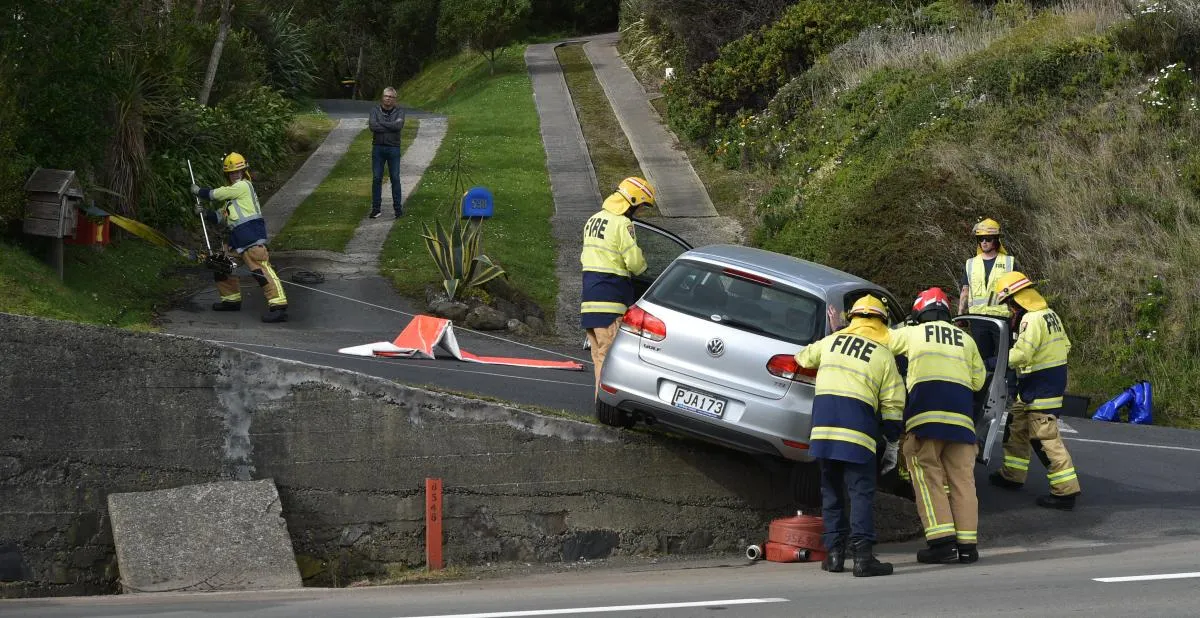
678, 244, 888, 299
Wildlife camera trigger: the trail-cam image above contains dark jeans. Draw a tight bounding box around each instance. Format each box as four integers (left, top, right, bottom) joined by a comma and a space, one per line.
819, 457, 877, 549
371, 144, 402, 214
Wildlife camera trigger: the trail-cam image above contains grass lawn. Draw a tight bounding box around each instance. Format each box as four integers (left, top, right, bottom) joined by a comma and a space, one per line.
0, 238, 188, 329
255, 110, 338, 204
555, 44, 641, 195
380, 47, 556, 314
273, 119, 420, 251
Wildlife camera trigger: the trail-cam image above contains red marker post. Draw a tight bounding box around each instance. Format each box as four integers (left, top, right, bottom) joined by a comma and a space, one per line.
425, 478, 444, 570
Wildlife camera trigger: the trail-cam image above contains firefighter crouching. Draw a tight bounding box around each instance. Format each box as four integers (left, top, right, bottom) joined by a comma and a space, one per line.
581, 177, 654, 396
796, 295, 905, 577
888, 288, 987, 564
988, 272, 1082, 510
191, 152, 289, 323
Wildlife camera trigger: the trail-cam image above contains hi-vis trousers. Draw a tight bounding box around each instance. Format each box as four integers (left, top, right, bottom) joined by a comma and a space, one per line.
216, 245, 288, 308
903, 435, 978, 545
998, 400, 1081, 496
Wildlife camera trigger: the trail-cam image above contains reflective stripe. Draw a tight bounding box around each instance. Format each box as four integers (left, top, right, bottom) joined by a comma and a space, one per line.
810, 426, 877, 451
261, 261, 287, 304
907, 410, 976, 432
926, 523, 956, 536
957, 530, 978, 542
1048, 468, 1078, 485
1027, 397, 1064, 411
220, 292, 242, 302
582, 265, 632, 277
910, 455, 937, 528
1004, 455, 1029, 471
581, 301, 627, 314
582, 242, 624, 256
1029, 359, 1068, 372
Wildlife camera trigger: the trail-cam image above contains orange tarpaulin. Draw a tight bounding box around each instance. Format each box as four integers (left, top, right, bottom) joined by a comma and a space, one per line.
338, 315, 584, 371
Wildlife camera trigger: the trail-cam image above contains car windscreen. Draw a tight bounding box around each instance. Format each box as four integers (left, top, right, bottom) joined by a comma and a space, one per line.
645, 260, 824, 345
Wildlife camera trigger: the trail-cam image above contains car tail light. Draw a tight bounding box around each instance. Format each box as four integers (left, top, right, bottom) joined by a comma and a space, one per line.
599, 383, 618, 395
767, 354, 817, 384
782, 439, 809, 450
620, 305, 667, 342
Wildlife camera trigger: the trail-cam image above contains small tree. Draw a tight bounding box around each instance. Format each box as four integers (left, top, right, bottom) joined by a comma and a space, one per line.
437, 0, 532, 74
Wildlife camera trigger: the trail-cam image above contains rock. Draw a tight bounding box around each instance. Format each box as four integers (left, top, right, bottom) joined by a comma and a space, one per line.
524, 316, 546, 333
107, 479, 302, 593
424, 285, 449, 306
507, 319, 531, 336
520, 299, 546, 321
494, 297, 522, 321
466, 305, 509, 331
428, 300, 469, 323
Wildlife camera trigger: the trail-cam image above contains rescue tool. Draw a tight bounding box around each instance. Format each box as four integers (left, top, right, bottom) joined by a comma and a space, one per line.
188, 158, 236, 275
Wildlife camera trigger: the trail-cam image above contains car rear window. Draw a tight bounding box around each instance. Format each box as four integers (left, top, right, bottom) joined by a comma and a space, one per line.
645, 260, 824, 345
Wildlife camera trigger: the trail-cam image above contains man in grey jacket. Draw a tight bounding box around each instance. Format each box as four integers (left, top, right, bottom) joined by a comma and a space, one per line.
369, 87, 405, 218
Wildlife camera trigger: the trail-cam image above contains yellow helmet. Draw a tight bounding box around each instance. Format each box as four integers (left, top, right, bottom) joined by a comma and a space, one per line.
993, 271, 1034, 304
847, 294, 888, 320
973, 217, 1001, 237
617, 176, 655, 208
223, 152, 249, 173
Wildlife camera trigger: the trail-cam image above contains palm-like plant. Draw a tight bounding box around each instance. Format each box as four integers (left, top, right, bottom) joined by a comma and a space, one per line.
421, 217, 505, 301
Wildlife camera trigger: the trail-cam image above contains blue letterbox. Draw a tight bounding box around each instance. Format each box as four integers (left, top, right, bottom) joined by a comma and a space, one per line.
461, 186, 494, 218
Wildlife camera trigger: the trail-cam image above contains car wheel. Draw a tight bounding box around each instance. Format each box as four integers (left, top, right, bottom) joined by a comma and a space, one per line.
596, 401, 635, 428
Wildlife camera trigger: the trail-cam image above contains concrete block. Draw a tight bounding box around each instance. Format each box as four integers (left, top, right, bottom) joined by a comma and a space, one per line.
107, 479, 301, 593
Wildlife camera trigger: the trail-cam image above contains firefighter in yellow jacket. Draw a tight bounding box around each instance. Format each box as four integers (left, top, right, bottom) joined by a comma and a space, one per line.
796, 295, 905, 577
581, 177, 653, 395
191, 152, 289, 323
988, 272, 1081, 510
888, 288, 987, 564
959, 218, 1019, 362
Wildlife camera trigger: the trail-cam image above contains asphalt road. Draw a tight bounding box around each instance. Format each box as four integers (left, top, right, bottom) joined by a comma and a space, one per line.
158, 265, 597, 413
7, 537, 1200, 617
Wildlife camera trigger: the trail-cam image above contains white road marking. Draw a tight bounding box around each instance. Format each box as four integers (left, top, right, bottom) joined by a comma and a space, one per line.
395, 598, 789, 618
1062, 437, 1200, 454
1094, 572, 1200, 583
1057, 418, 1077, 434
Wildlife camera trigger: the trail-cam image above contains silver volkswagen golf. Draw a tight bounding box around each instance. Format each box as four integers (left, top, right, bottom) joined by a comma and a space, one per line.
595, 244, 907, 463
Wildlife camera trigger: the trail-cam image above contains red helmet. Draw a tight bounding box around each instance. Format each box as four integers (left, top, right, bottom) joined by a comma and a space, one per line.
912, 287, 950, 322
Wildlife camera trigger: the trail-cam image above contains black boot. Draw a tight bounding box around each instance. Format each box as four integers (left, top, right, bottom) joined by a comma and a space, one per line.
957, 543, 979, 564
1036, 492, 1078, 510
211, 301, 242, 311
821, 540, 846, 573
261, 306, 288, 323
917, 538, 958, 564
988, 471, 1024, 490
851, 540, 893, 577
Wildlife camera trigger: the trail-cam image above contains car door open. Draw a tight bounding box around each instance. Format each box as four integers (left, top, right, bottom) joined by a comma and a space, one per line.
631, 220, 692, 297
953, 315, 1011, 466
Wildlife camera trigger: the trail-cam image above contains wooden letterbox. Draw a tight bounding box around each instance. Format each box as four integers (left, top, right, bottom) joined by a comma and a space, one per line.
23, 168, 83, 238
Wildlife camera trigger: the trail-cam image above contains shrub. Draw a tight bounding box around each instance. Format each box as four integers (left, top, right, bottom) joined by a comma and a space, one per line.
666, 0, 899, 143
421, 218, 506, 300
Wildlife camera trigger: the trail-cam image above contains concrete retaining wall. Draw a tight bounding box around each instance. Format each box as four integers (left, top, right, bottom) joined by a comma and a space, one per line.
0, 313, 917, 598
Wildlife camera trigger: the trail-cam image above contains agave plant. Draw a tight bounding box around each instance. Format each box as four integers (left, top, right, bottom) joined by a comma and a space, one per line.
421, 217, 506, 301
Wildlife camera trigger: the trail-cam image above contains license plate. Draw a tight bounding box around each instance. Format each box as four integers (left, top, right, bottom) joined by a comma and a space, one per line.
673, 386, 726, 418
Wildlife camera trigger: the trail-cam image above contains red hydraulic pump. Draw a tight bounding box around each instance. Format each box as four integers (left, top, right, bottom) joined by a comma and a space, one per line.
746, 511, 826, 563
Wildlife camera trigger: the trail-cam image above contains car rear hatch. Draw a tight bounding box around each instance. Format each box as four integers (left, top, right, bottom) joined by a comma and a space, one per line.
634, 260, 825, 400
